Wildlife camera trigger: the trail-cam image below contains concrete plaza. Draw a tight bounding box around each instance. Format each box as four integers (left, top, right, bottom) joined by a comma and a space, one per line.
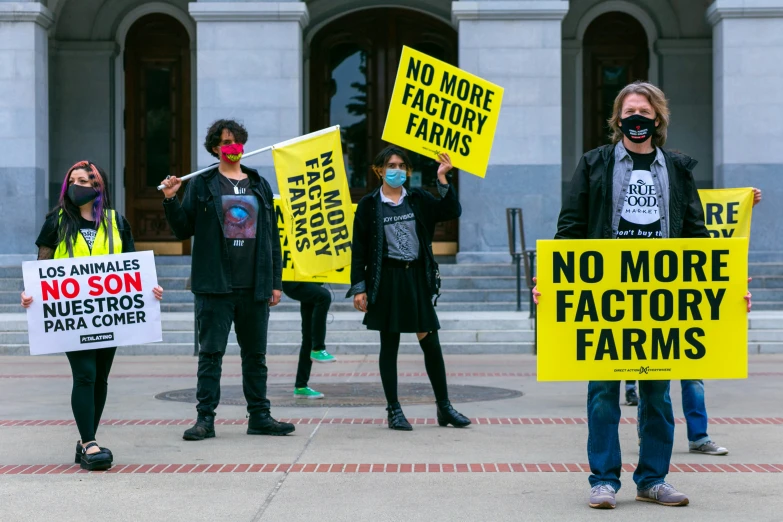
0, 353, 781, 521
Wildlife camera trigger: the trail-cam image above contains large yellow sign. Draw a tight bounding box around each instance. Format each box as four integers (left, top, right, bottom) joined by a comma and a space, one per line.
382, 46, 504, 178
275, 198, 355, 284
536, 239, 749, 381
698, 188, 753, 239
273, 128, 353, 276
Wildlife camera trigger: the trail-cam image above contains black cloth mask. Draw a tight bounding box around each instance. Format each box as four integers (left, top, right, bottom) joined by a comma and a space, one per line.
620, 114, 656, 143
67, 184, 98, 207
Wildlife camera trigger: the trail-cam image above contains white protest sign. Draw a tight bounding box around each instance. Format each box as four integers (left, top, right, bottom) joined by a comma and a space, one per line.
22, 251, 162, 355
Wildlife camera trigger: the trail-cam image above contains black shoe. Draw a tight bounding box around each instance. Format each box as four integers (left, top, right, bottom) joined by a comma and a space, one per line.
183, 415, 216, 441
436, 400, 471, 428
247, 413, 295, 436
80, 442, 112, 471
75, 441, 113, 464
625, 388, 639, 406
386, 402, 413, 431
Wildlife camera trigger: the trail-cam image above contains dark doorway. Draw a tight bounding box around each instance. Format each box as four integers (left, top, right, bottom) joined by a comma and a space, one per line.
125, 14, 191, 253
310, 8, 459, 246
583, 12, 649, 152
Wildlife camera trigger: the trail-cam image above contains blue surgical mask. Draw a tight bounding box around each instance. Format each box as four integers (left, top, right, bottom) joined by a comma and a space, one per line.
384, 168, 407, 188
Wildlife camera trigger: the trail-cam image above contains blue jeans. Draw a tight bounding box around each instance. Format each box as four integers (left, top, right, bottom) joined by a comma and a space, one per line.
587, 380, 674, 492
681, 379, 710, 447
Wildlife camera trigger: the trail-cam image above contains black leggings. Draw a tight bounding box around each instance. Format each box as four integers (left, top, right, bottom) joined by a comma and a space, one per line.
379, 331, 448, 404
65, 347, 116, 442
282, 282, 332, 388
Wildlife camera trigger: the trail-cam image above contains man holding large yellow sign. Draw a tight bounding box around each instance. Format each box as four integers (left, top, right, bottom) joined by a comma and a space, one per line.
533, 82, 754, 510
536, 238, 749, 381
382, 46, 504, 178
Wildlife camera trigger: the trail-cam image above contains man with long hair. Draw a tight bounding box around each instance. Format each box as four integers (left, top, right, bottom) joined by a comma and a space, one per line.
536, 82, 751, 509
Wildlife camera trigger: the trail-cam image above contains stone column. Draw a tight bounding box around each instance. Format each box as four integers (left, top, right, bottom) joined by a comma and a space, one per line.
189, 1, 309, 191
452, 0, 569, 263
708, 0, 783, 254
0, 2, 53, 262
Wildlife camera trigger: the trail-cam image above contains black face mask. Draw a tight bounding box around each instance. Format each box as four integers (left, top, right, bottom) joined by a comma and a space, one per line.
620, 114, 656, 143
67, 184, 98, 207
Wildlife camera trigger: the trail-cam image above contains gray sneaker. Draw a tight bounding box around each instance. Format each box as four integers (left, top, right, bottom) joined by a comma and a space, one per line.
690, 441, 728, 455
589, 484, 616, 509
636, 482, 689, 506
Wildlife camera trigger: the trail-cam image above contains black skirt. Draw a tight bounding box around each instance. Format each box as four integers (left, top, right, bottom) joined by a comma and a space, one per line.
363, 259, 440, 333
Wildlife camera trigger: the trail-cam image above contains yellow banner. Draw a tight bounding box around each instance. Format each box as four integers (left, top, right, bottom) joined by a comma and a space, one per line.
275, 198, 356, 284
382, 46, 504, 178
273, 128, 353, 276
698, 188, 753, 238
536, 238, 748, 381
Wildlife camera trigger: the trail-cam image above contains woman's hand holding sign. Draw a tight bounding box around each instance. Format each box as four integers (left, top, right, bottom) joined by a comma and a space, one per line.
531, 277, 540, 306
436, 153, 453, 184
20, 292, 33, 308
745, 277, 752, 313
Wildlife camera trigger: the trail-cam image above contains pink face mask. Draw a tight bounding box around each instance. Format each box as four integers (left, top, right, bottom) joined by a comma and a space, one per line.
220, 143, 244, 163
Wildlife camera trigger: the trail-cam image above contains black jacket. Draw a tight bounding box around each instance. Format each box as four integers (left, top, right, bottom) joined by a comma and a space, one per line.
555, 144, 709, 240
163, 165, 282, 301
347, 184, 461, 305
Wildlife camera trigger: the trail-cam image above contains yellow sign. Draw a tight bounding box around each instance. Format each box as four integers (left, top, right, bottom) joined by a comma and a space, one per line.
698, 188, 753, 239
382, 46, 504, 178
536, 238, 749, 381
273, 128, 354, 276
275, 198, 356, 284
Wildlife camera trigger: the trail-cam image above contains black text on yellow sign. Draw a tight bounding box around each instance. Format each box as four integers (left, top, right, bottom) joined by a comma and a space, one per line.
536, 239, 749, 381
382, 46, 504, 178
273, 128, 354, 277
698, 188, 753, 238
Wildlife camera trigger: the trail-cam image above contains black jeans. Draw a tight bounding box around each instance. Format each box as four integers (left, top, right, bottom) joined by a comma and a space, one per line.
195, 290, 270, 416
282, 282, 331, 388
65, 347, 116, 442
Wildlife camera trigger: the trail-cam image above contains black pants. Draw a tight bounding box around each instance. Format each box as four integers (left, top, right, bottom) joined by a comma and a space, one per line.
195, 290, 270, 416
282, 282, 332, 388
65, 347, 116, 442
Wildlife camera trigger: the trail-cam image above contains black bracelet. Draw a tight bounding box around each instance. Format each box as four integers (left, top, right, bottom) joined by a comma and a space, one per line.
163, 196, 176, 203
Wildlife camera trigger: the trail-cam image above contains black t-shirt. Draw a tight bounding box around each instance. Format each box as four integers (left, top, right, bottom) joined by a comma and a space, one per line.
36, 212, 135, 254
617, 149, 662, 239
219, 174, 257, 288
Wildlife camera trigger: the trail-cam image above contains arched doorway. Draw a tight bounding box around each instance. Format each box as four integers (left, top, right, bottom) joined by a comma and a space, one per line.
124, 13, 191, 253
582, 12, 648, 151
309, 8, 459, 246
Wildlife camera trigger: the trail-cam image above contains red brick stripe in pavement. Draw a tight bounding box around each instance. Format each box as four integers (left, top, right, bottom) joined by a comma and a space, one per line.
1, 372, 780, 379
1, 463, 780, 475
2, 417, 782, 427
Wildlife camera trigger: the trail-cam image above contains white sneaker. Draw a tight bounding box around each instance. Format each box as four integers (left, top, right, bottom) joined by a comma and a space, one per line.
689, 441, 728, 455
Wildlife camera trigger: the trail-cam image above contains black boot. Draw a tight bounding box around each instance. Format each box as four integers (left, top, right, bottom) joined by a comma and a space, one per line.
183, 414, 215, 441
75, 441, 112, 464
247, 412, 295, 436
386, 402, 412, 431
437, 400, 471, 428
80, 442, 112, 471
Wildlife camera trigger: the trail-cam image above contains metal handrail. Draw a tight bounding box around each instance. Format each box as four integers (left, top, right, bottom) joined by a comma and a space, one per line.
506, 208, 537, 354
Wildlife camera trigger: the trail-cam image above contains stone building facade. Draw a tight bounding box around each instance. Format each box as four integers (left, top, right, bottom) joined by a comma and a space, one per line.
0, 0, 780, 263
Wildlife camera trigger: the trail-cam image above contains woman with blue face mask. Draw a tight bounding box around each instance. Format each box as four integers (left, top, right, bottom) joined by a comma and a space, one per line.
347, 146, 470, 431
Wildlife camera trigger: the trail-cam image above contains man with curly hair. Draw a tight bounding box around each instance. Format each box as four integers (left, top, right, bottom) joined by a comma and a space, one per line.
160, 119, 295, 440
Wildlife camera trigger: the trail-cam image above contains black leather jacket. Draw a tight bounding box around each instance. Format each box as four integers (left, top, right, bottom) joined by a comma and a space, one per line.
556, 144, 709, 240
347, 184, 461, 305
163, 165, 282, 301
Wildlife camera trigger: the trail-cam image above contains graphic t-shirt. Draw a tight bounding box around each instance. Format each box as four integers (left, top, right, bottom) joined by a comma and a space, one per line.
219, 174, 258, 288
382, 198, 419, 261
616, 150, 662, 239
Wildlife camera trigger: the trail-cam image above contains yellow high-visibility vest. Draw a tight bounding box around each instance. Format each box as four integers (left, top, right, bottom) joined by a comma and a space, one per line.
54, 209, 122, 259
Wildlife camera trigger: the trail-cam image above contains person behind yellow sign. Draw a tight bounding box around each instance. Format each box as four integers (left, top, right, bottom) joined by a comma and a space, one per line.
532, 82, 752, 510
346, 146, 470, 431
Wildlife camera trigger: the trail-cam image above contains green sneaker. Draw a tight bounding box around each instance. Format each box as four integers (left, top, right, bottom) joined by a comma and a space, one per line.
294, 387, 325, 399
310, 350, 336, 363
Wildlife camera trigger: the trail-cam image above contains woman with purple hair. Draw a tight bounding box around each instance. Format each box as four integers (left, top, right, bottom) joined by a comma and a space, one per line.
20, 160, 163, 471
